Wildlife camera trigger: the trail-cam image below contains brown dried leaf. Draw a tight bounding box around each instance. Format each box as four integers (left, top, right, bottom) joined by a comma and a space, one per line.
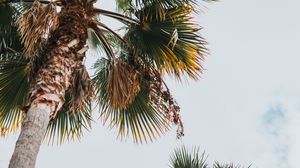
69, 64, 93, 112
107, 59, 141, 109
16, 0, 58, 57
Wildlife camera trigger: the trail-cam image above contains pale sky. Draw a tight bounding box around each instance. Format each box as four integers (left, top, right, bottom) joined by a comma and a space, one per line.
1, 0, 300, 168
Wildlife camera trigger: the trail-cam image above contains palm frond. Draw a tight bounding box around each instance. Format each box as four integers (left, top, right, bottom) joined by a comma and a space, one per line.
133, 0, 198, 21
124, 4, 208, 80
115, 0, 208, 14
93, 58, 171, 143
170, 146, 208, 168
69, 64, 93, 112
45, 94, 92, 145
89, 23, 116, 59
87, 28, 105, 55
169, 146, 251, 168
9, 2, 33, 17
134, 0, 197, 8
213, 162, 251, 168
0, 55, 29, 136
107, 59, 140, 109
0, 1, 31, 136
0, 4, 23, 55
88, 21, 128, 58
16, 0, 58, 57
115, 0, 133, 12
93, 8, 139, 25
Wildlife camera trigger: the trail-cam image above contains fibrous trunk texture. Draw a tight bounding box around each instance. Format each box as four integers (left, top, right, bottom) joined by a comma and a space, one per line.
8, 103, 51, 168
9, 1, 92, 167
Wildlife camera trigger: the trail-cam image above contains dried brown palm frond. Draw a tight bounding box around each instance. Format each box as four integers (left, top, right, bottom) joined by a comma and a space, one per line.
145, 68, 184, 139
16, 0, 58, 57
107, 59, 141, 109
69, 64, 94, 112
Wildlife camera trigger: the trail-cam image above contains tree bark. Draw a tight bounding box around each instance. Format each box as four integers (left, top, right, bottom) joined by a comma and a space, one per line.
8, 103, 51, 168
8, 1, 92, 167
8, 44, 79, 168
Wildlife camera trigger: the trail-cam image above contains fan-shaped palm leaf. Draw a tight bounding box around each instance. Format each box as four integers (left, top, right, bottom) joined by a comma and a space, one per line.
169, 146, 251, 168
170, 146, 208, 168
124, 3, 207, 80
0, 4, 23, 55
213, 162, 251, 168
93, 58, 170, 143
45, 94, 92, 145
0, 3, 30, 136
116, 0, 197, 12
0, 56, 29, 136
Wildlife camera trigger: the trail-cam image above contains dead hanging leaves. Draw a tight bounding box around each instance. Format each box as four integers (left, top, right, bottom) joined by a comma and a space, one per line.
107, 59, 141, 109
69, 64, 94, 112
145, 69, 184, 139
16, 0, 58, 57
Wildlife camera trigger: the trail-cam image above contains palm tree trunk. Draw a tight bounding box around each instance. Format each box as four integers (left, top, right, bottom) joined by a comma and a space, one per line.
8, 40, 80, 168
8, 103, 52, 168
8, 1, 91, 167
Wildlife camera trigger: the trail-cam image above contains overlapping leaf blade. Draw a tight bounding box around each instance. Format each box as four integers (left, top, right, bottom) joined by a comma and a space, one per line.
93, 58, 170, 143
116, 0, 197, 11
45, 95, 92, 145
0, 56, 29, 136
170, 146, 208, 168
124, 3, 207, 80
0, 3, 30, 136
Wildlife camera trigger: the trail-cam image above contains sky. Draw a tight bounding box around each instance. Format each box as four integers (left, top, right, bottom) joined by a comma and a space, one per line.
1, 0, 300, 168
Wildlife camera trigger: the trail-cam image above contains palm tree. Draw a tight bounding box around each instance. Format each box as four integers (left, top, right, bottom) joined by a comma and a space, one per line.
170, 146, 209, 168
0, 0, 210, 167
169, 146, 251, 168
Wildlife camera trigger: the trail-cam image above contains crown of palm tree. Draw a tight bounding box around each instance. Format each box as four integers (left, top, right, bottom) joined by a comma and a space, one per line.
0, 0, 212, 144
169, 146, 251, 168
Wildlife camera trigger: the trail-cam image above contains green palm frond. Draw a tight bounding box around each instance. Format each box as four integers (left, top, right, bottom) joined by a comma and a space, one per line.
94, 8, 139, 25
170, 146, 208, 168
0, 4, 22, 55
88, 21, 126, 58
0, 2, 33, 56
169, 146, 251, 168
124, 4, 207, 80
88, 23, 116, 59
0, 1, 31, 136
134, 0, 197, 10
0, 56, 29, 136
213, 162, 251, 168
45, 94, 92, 145
9, 2, 33, 16
93, 58, 170, 143
116, 0, 217, 12
115, 0, 133, 12
87, 28, 106, 56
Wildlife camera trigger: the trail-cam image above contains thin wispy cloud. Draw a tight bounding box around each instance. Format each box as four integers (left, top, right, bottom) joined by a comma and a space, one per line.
261, 105, 290, 168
